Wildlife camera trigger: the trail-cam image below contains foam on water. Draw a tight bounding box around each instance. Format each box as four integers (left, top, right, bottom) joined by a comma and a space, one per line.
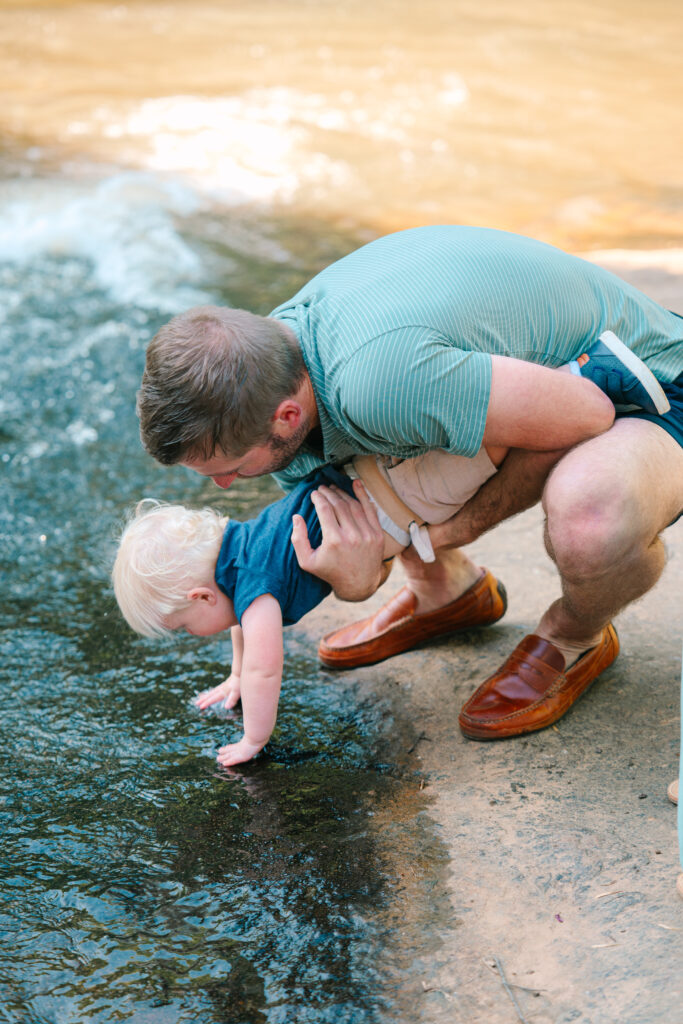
0, 173, 211, 311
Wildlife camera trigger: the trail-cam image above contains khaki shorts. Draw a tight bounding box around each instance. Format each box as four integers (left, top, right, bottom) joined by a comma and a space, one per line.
374, 447, 498, 524
346, 447, 498, 561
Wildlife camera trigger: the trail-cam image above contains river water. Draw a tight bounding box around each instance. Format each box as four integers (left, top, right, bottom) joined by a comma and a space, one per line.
0, 2, 681, 1022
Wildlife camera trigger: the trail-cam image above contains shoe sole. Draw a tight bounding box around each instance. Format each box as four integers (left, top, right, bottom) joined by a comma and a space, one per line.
599, 330, 671, 414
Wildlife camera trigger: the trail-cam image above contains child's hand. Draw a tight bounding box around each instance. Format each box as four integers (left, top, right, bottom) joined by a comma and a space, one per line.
194, 674, 241, 711
216, 736, 265, 767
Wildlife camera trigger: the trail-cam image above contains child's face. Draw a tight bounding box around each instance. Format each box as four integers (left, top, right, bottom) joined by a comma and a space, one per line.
165, 585, 237, 637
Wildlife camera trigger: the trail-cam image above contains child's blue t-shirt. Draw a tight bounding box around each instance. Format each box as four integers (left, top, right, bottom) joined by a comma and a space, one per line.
214, 465, 356, 626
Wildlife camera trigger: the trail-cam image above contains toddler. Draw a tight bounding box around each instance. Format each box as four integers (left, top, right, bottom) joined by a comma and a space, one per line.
112, 445, 504, 766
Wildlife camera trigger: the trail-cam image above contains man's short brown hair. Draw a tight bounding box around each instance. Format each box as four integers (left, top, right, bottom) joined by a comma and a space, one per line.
137, 306, 306, 464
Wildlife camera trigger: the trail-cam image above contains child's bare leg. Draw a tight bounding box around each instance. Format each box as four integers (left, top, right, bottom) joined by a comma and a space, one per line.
372, 446, 499, 612
397, 544, 482, 613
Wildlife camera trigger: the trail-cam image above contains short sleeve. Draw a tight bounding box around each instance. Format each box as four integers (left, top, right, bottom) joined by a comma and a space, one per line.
335, 327, 493, 458
231, 570, 287, 625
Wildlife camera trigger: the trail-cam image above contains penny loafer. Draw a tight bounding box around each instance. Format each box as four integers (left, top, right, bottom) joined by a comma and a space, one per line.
459, 624, 619, 740
318, 568, 507, 669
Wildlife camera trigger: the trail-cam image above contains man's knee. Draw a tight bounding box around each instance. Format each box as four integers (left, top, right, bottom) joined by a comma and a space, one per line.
542, 464, 642, 579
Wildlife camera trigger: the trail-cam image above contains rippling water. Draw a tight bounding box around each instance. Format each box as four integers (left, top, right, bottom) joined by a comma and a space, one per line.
1, 2, 681, 1020
0, 249, 453, 1021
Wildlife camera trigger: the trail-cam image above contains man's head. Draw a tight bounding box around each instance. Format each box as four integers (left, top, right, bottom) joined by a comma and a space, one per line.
138, 305, 310, 470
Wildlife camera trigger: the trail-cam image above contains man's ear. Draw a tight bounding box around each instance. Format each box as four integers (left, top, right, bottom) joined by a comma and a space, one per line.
187, 586, 216, 604
271, 398, 304, 436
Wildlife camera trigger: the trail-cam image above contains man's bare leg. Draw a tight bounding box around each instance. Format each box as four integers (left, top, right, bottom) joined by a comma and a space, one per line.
458, 416, 683, 740
536, 417, 683, 664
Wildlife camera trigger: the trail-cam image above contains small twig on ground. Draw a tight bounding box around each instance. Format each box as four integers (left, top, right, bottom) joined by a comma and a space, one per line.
594, 890, 640, 901
407, 732, 432, 754
590, 937, 619, 948
420, 980, 450, 997
484, 956, 529, 1023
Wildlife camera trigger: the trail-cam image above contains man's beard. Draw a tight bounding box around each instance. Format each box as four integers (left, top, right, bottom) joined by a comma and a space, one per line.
266, 419, 311, 472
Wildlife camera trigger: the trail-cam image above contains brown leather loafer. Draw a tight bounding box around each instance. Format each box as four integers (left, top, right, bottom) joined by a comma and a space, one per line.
318, 568, 507, 669
459, 624, 619, 740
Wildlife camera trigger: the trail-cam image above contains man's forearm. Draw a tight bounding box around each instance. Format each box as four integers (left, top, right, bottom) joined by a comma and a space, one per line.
429, 447, 568, 550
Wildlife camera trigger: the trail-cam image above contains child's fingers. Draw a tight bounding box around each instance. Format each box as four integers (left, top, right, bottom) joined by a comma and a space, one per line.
224, 689, 241, 710
217, 748, 245, 766
194, 682, 229, 709
217, 739, 262, 766
194, 692, 214, 709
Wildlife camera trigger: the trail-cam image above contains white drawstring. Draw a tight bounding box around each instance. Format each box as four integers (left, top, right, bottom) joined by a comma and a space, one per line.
409, 521, 435, 562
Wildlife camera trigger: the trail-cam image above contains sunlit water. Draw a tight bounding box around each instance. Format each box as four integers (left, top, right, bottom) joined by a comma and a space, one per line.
2, 0, 682, 247
1, 2, 681, 1021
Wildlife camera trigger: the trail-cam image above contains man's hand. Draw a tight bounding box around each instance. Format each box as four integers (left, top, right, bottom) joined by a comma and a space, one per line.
194, 673, 241, 711
428, 447, 569, 550
291, 480, 387, 601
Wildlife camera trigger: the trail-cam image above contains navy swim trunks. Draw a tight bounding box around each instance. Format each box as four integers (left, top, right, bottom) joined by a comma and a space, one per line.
621, 371, 682, 526
620, 372, 683, 450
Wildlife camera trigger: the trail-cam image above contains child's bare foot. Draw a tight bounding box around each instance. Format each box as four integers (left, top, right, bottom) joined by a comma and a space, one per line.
668, 779, 679, 805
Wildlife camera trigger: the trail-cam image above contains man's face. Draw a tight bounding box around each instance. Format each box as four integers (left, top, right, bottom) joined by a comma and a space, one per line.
182, 423, 308, 489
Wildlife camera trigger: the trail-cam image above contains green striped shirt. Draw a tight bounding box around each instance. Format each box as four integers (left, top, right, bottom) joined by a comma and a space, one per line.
271, 226, 682, 489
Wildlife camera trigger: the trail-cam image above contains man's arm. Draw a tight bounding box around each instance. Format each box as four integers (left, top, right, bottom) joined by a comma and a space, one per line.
430, 356, 616, 547
291, 358, 615, 596
216, 596, 283, 767
483, 356, 614, 449
428, 446, 568, 550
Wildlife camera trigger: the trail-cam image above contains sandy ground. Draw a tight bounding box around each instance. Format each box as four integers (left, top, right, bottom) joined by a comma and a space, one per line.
300, 255, 683, 1024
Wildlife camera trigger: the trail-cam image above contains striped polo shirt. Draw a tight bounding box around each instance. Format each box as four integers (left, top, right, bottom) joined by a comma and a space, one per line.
270, 226, 682, 489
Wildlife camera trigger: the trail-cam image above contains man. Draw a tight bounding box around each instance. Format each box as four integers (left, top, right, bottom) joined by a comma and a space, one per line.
138, 226, 683, 739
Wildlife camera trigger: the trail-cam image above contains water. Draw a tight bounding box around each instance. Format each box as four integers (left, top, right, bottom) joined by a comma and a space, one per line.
0, 2, 681, 1021
0, 247, 454, 1021
2, 0, 682, 248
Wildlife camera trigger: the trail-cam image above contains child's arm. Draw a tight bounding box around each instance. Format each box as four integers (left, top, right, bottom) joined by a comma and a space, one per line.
194, 625, 244, 711
217, 594, 283, 767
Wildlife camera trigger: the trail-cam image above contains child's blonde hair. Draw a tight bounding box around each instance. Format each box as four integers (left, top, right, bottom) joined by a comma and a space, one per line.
112, 500, 227, 638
